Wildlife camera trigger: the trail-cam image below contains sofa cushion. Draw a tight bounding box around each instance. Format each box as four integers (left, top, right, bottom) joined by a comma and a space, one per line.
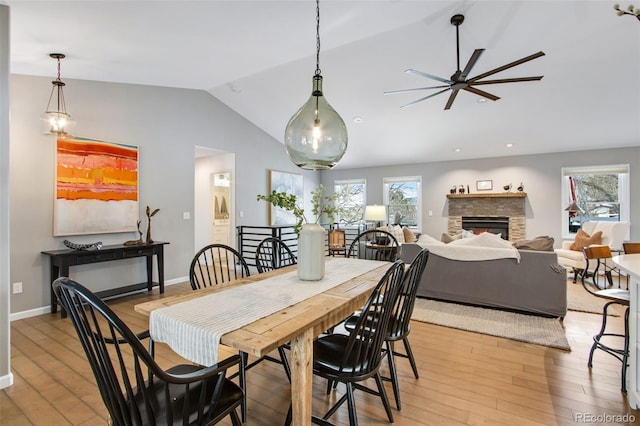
416, 233, 444, 245
388, 224, 405, 243
441, 232, 461, 243
402, 226, 416, 243
569, 229, 602, 251
513, 236, 554, 251
450, 232, 515, 250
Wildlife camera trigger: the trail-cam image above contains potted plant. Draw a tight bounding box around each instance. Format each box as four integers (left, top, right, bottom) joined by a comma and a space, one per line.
257, 185, 342, 280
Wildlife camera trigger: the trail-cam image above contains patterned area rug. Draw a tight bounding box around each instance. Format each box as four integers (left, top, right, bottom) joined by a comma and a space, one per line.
411, 298, 571, 351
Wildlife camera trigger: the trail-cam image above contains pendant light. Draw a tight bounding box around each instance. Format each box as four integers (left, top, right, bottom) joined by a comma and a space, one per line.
41, 53, 75, 136
284, 0, 348, 170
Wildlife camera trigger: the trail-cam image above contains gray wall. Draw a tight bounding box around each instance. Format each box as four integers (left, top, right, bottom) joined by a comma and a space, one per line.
10, 74, 318, 315
322, 147, 640, 245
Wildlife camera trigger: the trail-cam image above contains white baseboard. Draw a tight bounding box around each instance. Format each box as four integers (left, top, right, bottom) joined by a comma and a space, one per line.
0, 372, 13, 389
10, 276, 188, 322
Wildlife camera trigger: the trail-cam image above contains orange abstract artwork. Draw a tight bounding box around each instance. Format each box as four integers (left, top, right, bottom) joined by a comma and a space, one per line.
54, 137, 139, 236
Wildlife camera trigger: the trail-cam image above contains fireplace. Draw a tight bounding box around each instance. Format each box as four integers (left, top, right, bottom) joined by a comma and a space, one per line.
446, 193, 526, 242
462, 216, 509, 240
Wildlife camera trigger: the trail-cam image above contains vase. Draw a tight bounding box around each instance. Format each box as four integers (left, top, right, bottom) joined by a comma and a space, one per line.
297, 223, 325, 281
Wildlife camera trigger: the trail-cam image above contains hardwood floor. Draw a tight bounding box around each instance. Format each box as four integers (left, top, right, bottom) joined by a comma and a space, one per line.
2, 282, 639, 425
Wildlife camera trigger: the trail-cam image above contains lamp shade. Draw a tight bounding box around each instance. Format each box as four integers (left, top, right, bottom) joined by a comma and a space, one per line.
284, 75, 348, 170
364, 205, 387, 222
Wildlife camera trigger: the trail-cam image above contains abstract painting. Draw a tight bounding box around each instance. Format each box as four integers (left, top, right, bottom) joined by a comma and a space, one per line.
54, 136, 139, 236
269, 170, 303, 225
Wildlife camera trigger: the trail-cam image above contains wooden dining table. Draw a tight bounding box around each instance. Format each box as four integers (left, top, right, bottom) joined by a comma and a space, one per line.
134, 257, 391, 426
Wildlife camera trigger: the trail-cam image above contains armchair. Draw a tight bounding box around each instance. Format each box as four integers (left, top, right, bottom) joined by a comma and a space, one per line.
555, 221, 630, 282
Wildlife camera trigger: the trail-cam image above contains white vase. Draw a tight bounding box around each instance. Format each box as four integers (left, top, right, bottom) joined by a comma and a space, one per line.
297, 223, 325, 281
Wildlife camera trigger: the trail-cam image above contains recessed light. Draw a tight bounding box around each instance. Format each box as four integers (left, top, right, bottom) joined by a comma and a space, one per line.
453, 148, 461, 152
477, 98, 487, 103
506, 143, 514, 148
353, 117, 363, 123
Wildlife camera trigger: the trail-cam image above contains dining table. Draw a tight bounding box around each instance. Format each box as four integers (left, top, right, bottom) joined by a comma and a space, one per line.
134, 256, 391, 426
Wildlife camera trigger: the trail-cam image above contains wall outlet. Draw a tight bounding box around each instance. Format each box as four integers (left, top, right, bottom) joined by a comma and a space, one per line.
13, 282, 23, 294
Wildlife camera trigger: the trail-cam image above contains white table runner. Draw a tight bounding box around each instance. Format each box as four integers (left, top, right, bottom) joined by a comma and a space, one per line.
149, 258, 387, 366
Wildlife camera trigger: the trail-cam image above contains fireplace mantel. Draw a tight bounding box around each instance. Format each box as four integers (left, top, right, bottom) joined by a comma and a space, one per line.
447, 192, 527, 199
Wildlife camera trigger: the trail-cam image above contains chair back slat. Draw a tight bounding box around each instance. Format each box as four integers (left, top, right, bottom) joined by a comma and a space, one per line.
255, 237, 297, 273
190, 244, 250, 289
623, 243, 640, 254
338, 260, 404, 377
347, 229, 399, 262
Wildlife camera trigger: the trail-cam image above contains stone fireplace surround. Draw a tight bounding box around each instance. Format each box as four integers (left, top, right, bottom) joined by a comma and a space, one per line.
446, 193, 526, 242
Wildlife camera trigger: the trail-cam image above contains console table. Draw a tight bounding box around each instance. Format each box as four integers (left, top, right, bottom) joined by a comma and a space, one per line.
43, 241, 168, 317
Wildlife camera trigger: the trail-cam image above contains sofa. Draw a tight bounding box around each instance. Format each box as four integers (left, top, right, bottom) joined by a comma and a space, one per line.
400, 241, 567, 318
554, 221, 630, 282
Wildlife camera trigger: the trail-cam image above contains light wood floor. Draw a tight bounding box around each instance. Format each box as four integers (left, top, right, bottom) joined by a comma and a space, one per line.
2, 281, 639, 425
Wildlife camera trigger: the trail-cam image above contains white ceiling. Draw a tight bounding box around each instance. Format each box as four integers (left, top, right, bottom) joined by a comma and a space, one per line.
7, 0, 640, 169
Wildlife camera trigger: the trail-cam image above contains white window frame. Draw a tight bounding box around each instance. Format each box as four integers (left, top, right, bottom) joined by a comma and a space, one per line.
383, 176, 422, 231
334, 178, 366, 226
561, 164, 630, 239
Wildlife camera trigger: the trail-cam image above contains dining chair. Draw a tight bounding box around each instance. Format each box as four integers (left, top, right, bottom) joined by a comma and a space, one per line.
53, 277, 243, 426
286, 260, 405, 425
328, 229, 346, 256
623, 242, 640, 254
189, 243, 250, 290
581, 245, 630, 392
189, 243, 288, 421
347, 229, 399, 262
342, 248, 429, 410
255, 237, 297, 273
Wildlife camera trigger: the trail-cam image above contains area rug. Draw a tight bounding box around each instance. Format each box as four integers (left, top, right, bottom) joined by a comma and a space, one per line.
411, 298, 571, 351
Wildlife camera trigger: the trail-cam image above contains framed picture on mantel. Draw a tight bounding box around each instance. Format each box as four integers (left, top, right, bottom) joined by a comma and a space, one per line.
476, 180, 493, 191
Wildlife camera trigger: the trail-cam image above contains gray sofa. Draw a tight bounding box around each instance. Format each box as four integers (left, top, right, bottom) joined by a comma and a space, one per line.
400, 243, 567, 318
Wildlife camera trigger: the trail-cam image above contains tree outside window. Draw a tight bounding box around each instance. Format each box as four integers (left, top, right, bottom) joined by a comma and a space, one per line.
383, 177, 421, 228
333, 179, 366, 225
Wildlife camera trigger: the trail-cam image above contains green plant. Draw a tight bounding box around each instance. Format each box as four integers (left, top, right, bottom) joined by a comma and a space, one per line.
257, 184, 342, 236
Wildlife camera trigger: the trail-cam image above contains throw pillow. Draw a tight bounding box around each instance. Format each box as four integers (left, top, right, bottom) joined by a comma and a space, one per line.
388, 224, 405, 243
402, 226, 416, 243
569, 229, 602, 251
513, 236, 554, 251
441, 232, 462, 243
416, 233, 444, 245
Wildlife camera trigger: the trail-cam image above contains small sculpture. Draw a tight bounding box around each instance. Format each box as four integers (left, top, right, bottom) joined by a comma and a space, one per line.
517, 182, 524, 192
145, 206, 160, 244
123, 220, 144, 246
450, 186, 457, 194
503, 183, 512, 192
466, 184, 470, 194
63, 240, 103, 251
458, 185, 465, 194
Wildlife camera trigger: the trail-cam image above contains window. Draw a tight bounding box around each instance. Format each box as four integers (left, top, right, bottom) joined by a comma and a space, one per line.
561, 165, 629, 237
334, 179, 366, 225
383, 176, 421, 229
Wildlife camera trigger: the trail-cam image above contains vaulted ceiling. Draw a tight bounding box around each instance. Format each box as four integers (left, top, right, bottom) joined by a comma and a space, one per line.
8, 1, 640, 168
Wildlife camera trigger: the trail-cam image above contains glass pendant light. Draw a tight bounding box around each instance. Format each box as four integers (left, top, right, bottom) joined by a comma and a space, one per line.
284, 0, 347, 170
41, 53, 75, 136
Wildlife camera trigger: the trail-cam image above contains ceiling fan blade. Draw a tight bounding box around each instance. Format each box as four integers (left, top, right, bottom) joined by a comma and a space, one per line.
467, 51, 545, 83
405, 69, 453, 84
470, 76, 543, 85
400, 88, 451, 109
444, 89, 460, 110
384, 85, 451, 95
463, 86, 500, 101
459, 49, 484, 80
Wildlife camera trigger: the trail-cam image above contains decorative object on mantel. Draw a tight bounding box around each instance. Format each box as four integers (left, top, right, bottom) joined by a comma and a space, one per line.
467, 184, 470, 194
450, 186, 457, 194
257, 185, 342, 280
476, 180, 492, 191
42, 53, 75, 136
63, 240, 102, 251
458, 185, 465, 194
283, 0, 347, 170
123, 220, 144, 246
614, 3, 640, 20
517, 182, 524, 192
145, 206, 160, 245
503, 183, 512, 192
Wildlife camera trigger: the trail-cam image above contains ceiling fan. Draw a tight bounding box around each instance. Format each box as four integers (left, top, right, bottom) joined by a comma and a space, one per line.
384, 14, 545, 110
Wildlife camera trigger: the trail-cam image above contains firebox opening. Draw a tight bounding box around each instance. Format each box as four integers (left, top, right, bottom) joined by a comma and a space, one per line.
462, 216, 509, 240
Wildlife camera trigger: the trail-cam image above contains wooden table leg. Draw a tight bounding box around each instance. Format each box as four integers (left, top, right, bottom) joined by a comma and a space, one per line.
290, 327, 313, 426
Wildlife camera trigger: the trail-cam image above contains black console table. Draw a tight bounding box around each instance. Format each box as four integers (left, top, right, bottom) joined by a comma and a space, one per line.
42, 241, 168, 317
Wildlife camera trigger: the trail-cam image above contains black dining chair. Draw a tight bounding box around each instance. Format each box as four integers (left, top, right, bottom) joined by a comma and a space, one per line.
286, 260, 405, 425
346, 229, 399, 262
255, 237, 297, 273
53, 277, 243, 426
189, 243, 289, 421
343, 248, 429, 410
